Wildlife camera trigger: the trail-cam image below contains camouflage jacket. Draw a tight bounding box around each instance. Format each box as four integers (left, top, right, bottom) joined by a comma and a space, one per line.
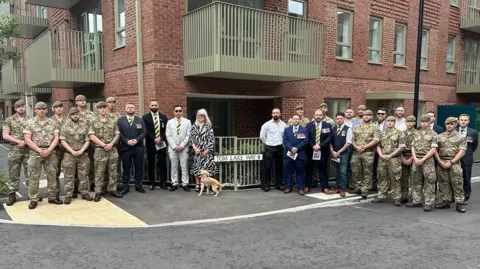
378, 128, 406, 156
88, 116, 119, 144
352, 122, 380, 149
287, 116, 310, 127
79, 109, 96, 125
50, 115, 67, 129
3, 113, 30, 141
402, 128, 418, 156
412, 128, 438, 157
437, 131, 467, 159
23, 117, 59, 146
60, 118, 90, 151
107, 112, 122, 123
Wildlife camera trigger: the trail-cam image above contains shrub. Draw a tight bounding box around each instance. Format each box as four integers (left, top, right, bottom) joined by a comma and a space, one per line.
0, 172, 9, 197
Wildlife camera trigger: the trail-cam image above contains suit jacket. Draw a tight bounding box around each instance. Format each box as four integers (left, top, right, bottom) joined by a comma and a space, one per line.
165, 117, 192, 152
283, 125, 309, 160
458, 127, 478, 166
117, 116, 146, 152
142, 112, 168, 151
307, 121, 332, 154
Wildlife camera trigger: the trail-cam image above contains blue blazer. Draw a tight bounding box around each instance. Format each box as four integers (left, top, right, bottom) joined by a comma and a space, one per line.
283, 125, 309, 160
307, 121, 332, 154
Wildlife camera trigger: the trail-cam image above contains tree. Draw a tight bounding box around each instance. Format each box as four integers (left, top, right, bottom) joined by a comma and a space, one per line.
0, 0, 22, 61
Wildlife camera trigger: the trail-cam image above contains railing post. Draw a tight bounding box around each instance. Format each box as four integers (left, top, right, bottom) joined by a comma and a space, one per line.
233, 136, 238, 191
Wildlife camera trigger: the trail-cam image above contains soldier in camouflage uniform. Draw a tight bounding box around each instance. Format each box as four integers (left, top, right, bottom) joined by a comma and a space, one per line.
23, 102, 63, 209
401, 115, 418, 203
371, 116, 405, 206
60, 107, 94, 204
287, 105, 310, 127
88, 101, 123, 202
106, 96, 123, 187
434, 117, 467, 213
351, 110, 379, 199
50, 101, 66, 194
318, 103, 335, 126
407, 114, 438, 212
75, 95, 96, 191
2, 100, 30, 206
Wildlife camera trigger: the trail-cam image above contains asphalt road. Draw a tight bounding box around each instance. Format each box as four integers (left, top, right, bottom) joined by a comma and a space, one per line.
1, 183, 479, 269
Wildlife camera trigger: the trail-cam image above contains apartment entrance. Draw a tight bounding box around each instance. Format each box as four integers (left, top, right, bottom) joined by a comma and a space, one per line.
187, 97, 235, 136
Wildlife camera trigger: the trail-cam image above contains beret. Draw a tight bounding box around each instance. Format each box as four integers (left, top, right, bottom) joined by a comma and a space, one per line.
357, 105, 367, 110
363, 110, 373, 116
445, 117, 458, 124
386, 116, 396, 121
75, 95, 86, 101
52, 101, 63, 107
420, 114, 431, 122
68, 107, 79, 116
96, 101, 107, 108
106, 97, 116, 103
35, 102, 47, 109
406, 115, 416, 122
14, 100, 25, 108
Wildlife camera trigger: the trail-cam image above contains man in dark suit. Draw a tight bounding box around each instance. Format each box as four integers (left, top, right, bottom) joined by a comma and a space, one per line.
283, 115, 309, 195
142, 100, 168, 190
117, 103, 147, 194
306, 109, 333, 194
458, 114, 478, 203
427, 111, 445, 134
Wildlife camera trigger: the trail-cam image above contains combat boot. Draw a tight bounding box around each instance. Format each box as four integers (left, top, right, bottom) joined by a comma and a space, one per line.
406, 202, 422, 208
6, 193, 16, 206
423, 204, 433, 212
456, 203, 466, 213
48, 197, 63, 205
93, 193, 102, 202
28, 201, 37, 209
393, 200, 401, 207
64, 197, 72, 205
110, 191, 123, 198
371, 197, 384, 203
82, 194, 93, 201
435, 201, 450, 209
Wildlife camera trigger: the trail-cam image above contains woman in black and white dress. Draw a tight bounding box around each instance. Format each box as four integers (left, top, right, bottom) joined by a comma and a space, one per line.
190, 109, 218, 192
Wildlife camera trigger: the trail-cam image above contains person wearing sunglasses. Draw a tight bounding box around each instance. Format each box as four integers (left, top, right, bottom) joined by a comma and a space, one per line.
371, 108, 387, 192
166, 105, 192, 192
434, 117, 467, 213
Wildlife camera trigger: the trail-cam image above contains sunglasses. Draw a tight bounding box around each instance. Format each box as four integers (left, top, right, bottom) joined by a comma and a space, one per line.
377, 112, 385, 115
175, 110, 182, 113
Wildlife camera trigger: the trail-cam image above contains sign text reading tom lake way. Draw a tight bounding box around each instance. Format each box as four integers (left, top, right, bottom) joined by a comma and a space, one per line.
214, 154, 263, 162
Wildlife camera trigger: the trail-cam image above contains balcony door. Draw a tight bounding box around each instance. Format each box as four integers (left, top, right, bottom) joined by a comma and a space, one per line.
80, 6, 103, 71
465, 40, 480, 85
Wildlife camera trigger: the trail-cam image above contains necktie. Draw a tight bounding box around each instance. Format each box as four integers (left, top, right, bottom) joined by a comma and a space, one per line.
128, 117, 133, 126
176, 119, 181, 134
461, 129, 465, 136
293, 126, 297, 136
316, 124, 320, 144
154, 114, 160, 138
337, 126, 341, 135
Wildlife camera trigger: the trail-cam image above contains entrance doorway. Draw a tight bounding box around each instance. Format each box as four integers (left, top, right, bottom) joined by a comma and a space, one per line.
187, 98, 235, 136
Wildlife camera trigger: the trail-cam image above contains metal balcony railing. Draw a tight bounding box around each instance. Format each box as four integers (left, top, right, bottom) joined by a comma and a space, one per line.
461, 5, 480, 32
457, 59, 480, 93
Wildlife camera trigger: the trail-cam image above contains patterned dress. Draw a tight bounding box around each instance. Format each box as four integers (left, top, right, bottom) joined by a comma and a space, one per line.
189, 124, 218, 177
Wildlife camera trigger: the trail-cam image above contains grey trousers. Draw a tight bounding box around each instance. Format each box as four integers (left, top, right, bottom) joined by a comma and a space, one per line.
168, 149, 189, 186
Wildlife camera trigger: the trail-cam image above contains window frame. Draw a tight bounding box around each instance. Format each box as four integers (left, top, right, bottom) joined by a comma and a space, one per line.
368, 17, 382, 64
114, 0, 126, 48
450, 0, 459, 7
420, 29, 429, 70
336, 9, 353, 60
446, 36, 456, 73
324, 99, 351, 119
393, 23, 407, 66
288, 0, 308, 18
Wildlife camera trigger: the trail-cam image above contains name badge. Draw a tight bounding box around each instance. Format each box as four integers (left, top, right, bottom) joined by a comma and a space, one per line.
136, 124, 142, 129
341, 131, 346, 137
467, 137, 473, 143
322, 128, 330, 133
297, 133, 306, 139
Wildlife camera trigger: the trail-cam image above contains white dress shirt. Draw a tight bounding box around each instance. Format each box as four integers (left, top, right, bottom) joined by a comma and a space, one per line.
260, 119, 287, 146
395, 118, 406, 131
459, 127, 468, 138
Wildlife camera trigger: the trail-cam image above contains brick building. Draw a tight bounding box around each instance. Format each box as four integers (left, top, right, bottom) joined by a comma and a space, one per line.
1, 0, 479, 137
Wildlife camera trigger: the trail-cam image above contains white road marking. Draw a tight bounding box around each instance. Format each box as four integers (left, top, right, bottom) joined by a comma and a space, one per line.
306, 192, 356, 200
471, 176, 480, 184
0, 143, 9, 150
15, 192, 22, 198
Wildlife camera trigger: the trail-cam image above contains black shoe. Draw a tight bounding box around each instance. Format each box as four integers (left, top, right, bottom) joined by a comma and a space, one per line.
276, 186, 284, 191
110, 191, 123, 198
6, 193, 16, 206
423, 204, 433, 212
182, 185, 190, 192
400, 198, 409, 204
361, 195, 368, 200
135, 187, 146, 193
28, 201, 37, 209
64, 197, 72, 205
72, 193, 78, 198
48, 197, 63, 205
160, 182, 167, 190
456, 203, 466, 213
406, 202, 422, 208
435, 202, 451, 209
371, 198, 383, 203
121, 188, 129, 195
169, 185, 178, 192
393, 200, 401, 207
93, 193, 101, 202
150, 185, 155, 191
464, 196, 470, 202
82, 194, 93, 201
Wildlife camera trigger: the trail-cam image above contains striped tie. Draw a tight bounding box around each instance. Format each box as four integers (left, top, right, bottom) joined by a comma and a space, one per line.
293, 126, 297, 136
316, 124, 320, 144
154, 115, 160, 138
128, 117, 133, 126
337, 126, 341, 135
176, 119, 181, 134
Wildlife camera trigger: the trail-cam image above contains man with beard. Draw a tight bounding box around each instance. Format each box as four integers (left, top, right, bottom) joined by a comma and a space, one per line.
401, 115, 418, 203
351, 110, 379, 199
50, 101, 66, 196
143, 100, 168, 190
318, 103, 335, 126
371, 107, 387, 192
260, 108, 287, 192
344, 107, 356, 188
352, 105, 366, 127
59, 107, 93, 204
288, 105, 310, 127
118, 103, 146, 194
344, 108, 355, 128
394, 106, 407, 131
458, 114, 478, 203
2, 100, 30, 206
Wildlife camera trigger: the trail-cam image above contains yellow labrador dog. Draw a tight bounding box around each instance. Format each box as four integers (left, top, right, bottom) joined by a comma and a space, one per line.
198, 170, 229, 196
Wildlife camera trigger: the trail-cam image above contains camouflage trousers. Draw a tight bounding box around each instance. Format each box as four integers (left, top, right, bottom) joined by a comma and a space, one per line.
351, 151, 374, 196
27, 151, 58, 202
93, 147, 119, 193
436, 161, 464, 203
7, 146, 29, 194
88, 145, 95, 184
55, 147, 64, 193
411, 157, 437, 205
62, 152, 90, 198
401, 163, 412, 201
377, 157, 402, 200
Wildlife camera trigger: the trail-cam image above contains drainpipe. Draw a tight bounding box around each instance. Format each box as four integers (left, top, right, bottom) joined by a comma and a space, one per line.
136, 0, 145, 114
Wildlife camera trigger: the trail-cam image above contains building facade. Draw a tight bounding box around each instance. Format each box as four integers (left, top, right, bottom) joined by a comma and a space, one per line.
1, 0, 479, 136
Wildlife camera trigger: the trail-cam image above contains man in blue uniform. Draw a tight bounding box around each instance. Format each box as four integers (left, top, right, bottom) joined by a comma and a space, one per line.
283, 115, 309, 195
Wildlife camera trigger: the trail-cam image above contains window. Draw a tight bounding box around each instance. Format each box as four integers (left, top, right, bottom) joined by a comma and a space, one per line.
394, 23, 406, 66
115, 0, 125, 47
416, 102, 425, 120
336, 9, 352, 59
421, 29, 429, 69
450, 0, 459, 6
464, 40, 480, 85
446, 36, 455, 73
390, 100, 404, 116
368, 17, 382, 63
469, 0, 478, 7
35, 6, 47, 18
288, 0, 307, 18
325, 99, 351, 119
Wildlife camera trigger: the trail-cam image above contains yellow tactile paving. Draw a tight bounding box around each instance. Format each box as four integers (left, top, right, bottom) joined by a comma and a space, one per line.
3, 197, 147, 227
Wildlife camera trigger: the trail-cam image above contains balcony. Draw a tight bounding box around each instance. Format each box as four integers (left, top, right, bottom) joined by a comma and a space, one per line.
1, 60, 51, 95
183, 2, 323, 82
457, 60, 480, 93
0, 38, 17, 59
26, 29, 104, 88
25, 0, 80, 9
461, 5, 480, 33
9, 1, 49, 39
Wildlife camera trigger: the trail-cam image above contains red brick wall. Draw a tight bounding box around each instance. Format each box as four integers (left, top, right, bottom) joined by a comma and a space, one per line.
235, 99, 274, 138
